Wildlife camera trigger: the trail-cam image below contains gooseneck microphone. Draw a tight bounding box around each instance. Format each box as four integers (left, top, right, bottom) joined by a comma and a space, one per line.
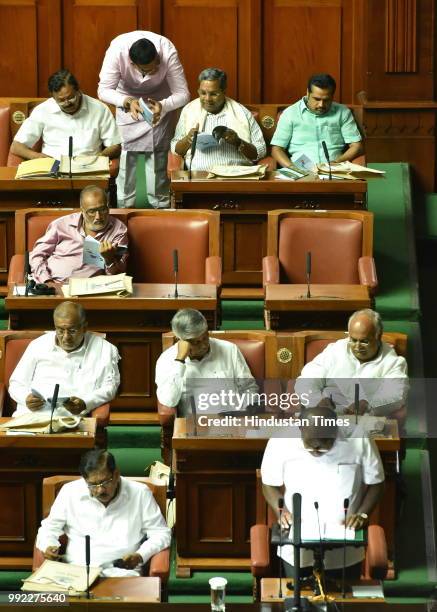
68, 136, 73, 179
278, 497, 284, 599
24, 251, 30, 296
306, 251, 312, 299
49, 383, 60, 434
321, 140, 332, 181
354, 383, 360, 425
85, 534, 91, 599
188, 129, 198, 180
342, 498, 350, 599
173, 249, 179, 299
292, 493, 302, 611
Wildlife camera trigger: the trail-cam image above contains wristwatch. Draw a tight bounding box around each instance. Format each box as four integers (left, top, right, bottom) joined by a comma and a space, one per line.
359, 513, 369, 521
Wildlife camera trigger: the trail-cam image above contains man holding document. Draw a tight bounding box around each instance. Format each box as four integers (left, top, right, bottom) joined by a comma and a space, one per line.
29, 185, 128, 284
261, 405, 384, 577
8, 302, 120, 417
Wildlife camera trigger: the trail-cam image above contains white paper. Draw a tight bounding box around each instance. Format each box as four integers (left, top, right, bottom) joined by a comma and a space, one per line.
13, 285, 27, 296
352, 584, 384, 598
139, 98, 153, 125
83, 236, 105, 269
294, 153, 316, 172
196, 133, 219, 152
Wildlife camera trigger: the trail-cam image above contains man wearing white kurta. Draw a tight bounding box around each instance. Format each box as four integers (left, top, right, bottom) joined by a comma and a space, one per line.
261, 405, 385, 574
155, 308, 258, 415
36, 450, 171, 576
98, 31, 190, 208
9, 302, 119, 417
294, 309, 408, 417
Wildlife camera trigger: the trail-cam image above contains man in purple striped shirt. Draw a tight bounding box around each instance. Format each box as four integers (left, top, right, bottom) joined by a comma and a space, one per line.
29, 185, 128, 283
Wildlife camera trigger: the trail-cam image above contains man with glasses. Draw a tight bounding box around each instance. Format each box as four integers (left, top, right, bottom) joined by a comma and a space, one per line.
171, 67, 266, 171
98, 32, 190, 208
9, 302, 120, 417
11, 69, 121, 161
36, 449, 170, 575
29, 185, 128, 283
294, 309, 408, 418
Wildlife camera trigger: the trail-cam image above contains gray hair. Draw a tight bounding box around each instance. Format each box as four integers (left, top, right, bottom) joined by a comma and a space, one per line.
53, 301, 87, 325
79, 185, 109, 207
198, 68, 227, 91
348, 309, 383, 336
171, 309, 208, 340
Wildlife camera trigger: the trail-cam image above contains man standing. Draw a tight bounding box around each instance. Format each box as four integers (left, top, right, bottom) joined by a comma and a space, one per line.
271, 73, 363, 170
98, 32, 190, 208
171, 67, 266, 170
11, 69, 121, 161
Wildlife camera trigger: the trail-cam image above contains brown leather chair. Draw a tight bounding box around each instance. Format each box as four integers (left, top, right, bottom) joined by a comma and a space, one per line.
0, 330, 110, 430
33, 475, 170, 598
250, 470, 388, 600
157, 330, 279, 464
263, 210, 377, 295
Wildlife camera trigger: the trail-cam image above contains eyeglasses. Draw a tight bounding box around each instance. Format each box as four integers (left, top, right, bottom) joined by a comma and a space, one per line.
87, 476, 114, 491
55, 326, 81, 336
56, 93, 80, 108
348, 336, 370, 346
83, 206, 109, 217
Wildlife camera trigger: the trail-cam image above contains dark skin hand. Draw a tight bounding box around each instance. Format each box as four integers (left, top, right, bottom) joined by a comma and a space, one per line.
63, 397, 86, 415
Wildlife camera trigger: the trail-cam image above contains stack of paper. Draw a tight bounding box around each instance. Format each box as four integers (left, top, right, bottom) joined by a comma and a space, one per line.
15, 158, 59, 179
207, 164, 267, 180
0, 412, 81, 434
59, 155, 109, 177
22, 560, 100, 595
317, 161, 385, 180
62, 273, 133, 297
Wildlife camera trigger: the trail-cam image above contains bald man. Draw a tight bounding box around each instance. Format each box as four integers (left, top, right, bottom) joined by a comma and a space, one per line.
294, 309, 408, 418
9, 302, 120, 417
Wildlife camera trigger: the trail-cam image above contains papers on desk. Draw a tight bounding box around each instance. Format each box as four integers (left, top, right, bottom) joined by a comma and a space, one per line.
59, 155, 109, 177
317, 161, 385, 179
12, 285, 27, 295
15, 158, 60, 179
352, 583, 384, 598
0, 411, 81, 434
207, 164, 267, 179
22, 560, 100, 595
62, 273, 133, 297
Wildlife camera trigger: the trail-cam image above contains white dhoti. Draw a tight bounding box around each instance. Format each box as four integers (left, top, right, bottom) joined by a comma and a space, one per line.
116, 150, 170, 208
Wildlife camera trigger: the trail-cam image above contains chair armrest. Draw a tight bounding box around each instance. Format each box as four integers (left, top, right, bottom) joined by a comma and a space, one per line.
167, 152, 184, 176
365, 524, 388, 580
33, 546, 45, 571
8, 254, 25, 285
358, 256, 378, 295
109, 158, 119, 178
205, 256, 222, 286
149, 548, 170, 583
157, 402, 177, 427
262, 256, 280, 287
0, 383, 5, 417
91, 403, 110, 429
250, 524, 271, 577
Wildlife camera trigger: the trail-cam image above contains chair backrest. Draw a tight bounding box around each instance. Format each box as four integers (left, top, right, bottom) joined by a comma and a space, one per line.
125, 210, 220, 284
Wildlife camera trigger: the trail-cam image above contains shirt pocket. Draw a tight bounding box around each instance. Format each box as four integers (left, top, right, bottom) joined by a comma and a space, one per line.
324, 124, 344, 147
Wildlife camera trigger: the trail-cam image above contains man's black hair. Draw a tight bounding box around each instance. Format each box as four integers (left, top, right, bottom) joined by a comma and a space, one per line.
48, 69, 79, 94
129, 39, 157, 65
79, 449, 116, 479
307, 73, 336, 94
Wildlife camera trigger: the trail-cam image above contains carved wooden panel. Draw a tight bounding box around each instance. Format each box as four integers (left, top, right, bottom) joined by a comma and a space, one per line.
385, 0, 417, 73
62, 0, 160, 98
0, 214, 15, 285
0, 481, 38, 554
221, 215, 267, 285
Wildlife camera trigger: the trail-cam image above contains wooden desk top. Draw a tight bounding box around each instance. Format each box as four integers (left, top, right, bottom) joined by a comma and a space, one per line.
171, 170, 367, 194
0, 167, 108, 191
82, 576, 160, 603
173, 417, 400, 453
260, 577, 384, 604
265, 284, 371, 311
6, 283, 217, 312
0, 417, 96, 448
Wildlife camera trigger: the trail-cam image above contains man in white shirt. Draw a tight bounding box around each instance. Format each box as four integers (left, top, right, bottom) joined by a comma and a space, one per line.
36, 449, 171, 576
261, 405, 385, 576
9, 301, 120, 416
10, 69, 121, 161
171, 68, 266, 171
155, 308, 259, 415
294, 309, 408, 418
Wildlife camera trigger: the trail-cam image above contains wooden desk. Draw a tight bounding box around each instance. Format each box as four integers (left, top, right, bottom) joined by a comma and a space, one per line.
0, 167, 108, 289
0, 417, 96, 566
84, 576, 160, 602
171, 171, 367, 287
5, 284, 218, 421
260, 578, 384, 604
265, 284, 371, 330
173, 418, 399, 577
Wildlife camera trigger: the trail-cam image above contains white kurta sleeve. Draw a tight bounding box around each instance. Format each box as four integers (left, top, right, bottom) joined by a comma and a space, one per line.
136, 489, 171, 563
294, 344, 334, 407
81, 343, 120, 413
261, 439, 286, 487
361, 436, 385, 485
8, 342, 39, 408
155, 351, 186, 408
36, 486, 69, 552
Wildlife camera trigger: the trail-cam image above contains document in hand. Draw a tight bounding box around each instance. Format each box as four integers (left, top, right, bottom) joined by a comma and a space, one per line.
62, 273, 133, 297
207, 165, 267, 179
196, 133, 219, 152
83, 236, 105, 270
59, 155, 110, 177
22, 560, 100, 595
15, 158, 60, 179
139, 98, 154, 125
317, 161, 385, 179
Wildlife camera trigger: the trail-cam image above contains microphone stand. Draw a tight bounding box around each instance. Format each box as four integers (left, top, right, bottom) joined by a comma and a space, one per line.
68, 136, 73, 180
321, 141, 332, 181
278, 498, 284, 599
354, 383, 359, 425
49, 383, 60, 434
342, 498, 350, 600
173, 249, 179, 299
24, 251, 30, 296
188, 130, 198, 180
306, 251, 312, 299
85, 534, 91, 600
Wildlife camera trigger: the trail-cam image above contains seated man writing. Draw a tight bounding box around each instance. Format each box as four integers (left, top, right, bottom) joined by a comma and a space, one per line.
10, 69, 121, 161
9, 301, 120, 417
36, 449, 171, 576
271, 73, 363, 171
155, 308, 258, 415
294, 309, 408, 419
29, 185, 128, 284
171, 67, 266, 170
261, 404, 385, 578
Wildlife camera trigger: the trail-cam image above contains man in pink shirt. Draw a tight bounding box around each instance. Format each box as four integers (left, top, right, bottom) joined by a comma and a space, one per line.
98, 31, 190, 208
29, 185, 128, 283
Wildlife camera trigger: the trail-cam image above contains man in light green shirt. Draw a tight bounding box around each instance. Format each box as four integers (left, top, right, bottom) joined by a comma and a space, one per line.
271, 73, 363, 170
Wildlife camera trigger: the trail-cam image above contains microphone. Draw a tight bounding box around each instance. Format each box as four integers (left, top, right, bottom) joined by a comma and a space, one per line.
354, 383, 359, 424
306, 251, 312, 299
342, 498, 350, 599
173, 249, 179, 299
49, 383, 60, 434
85, 534, 91, 599
24, 251, 30, 296
190, 395, 198, 436
278, 497, 284, 599
314, 501, 326, 599
68, 136, 73, 179
321, 140, 332, 180
188, 129, 198, 180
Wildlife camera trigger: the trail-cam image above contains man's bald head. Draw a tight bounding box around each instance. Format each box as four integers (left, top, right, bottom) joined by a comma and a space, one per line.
300, 405, 338, 457
53, 302, 87, 352
347, 309, 382, 362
